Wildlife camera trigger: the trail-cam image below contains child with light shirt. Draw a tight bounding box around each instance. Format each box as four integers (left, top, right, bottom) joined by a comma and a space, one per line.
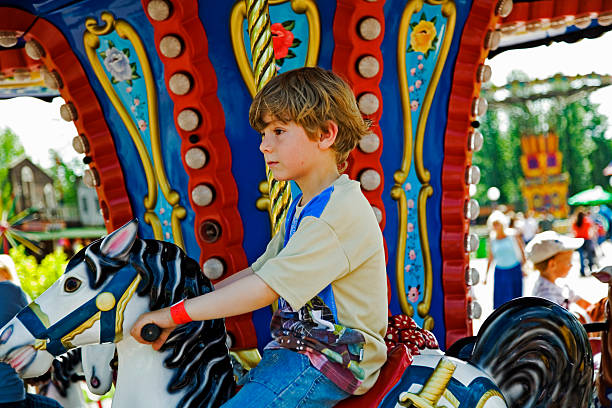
131, 67, 388, 407
526, 231, 592, 311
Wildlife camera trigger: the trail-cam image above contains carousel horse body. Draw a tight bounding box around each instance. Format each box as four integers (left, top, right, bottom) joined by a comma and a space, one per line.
0, 221, 595, 407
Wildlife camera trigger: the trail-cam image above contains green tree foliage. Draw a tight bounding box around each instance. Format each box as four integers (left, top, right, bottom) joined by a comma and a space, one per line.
10, 245, 68, 300
475, 71, 610, 209
48, 149, 84, 207
0, 127, 25, 203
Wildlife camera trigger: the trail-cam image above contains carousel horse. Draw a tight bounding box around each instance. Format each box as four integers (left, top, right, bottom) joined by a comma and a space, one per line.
592, 266, 612, 407
0, 221, 595, 407
37, 344, 115, 408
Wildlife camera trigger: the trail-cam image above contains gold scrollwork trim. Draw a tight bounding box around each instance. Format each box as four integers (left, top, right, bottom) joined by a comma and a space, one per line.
396, 0, 456, 184
61, 311, 101, 350
171, 206, 187, 251
230, 0, 321, 97
393, 0, 455, 329
114, 274, 141, 342
84, 12, 185, 248
390, 185, 414, 317
417, 185, 434, 330
144, 210, 163, 238
475, 390, 505, 408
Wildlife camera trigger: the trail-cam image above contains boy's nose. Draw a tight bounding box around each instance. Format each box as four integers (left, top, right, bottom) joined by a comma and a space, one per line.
260, 137, 271, 153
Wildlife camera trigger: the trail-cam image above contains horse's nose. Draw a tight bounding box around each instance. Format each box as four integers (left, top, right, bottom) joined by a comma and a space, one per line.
90, 375, 100, 388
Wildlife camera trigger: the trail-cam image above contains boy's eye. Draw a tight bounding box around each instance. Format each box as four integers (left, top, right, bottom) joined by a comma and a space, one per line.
274, 128, 284, 136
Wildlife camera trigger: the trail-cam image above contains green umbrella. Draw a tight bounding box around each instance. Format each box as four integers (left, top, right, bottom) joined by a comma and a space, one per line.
568, 186, 612, 206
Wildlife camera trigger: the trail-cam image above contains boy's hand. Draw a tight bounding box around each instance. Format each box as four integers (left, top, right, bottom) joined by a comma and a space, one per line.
130, 308, 176, 351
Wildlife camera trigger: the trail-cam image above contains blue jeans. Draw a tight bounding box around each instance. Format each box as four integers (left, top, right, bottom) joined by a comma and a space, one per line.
222, 349, 350, 408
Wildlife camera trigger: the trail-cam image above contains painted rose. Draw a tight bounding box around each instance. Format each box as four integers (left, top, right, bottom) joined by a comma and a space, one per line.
103, 47, 132, 82
405, 182, 412, 191
410, 20, 437, 55
409, 250, 417, 260
130, 105, 136, 113
410, 100, 419, 112
404, 264, 411, 273
409, 85, 414, 92
133, 98, 140, 106
418, 63, 424, 70
271, 22, 294, 59
407, 286, 420, 303
126, 86, 132, 93
415, 80, 422, 89
407, 198, 415, 208
407, 222, 414, 232
410, 67, 416, 76
138, 119, 147, 131
417, 54, 423, 61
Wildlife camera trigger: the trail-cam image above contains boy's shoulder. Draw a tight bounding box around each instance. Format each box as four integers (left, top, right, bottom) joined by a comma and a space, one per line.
312, 175, 382, 242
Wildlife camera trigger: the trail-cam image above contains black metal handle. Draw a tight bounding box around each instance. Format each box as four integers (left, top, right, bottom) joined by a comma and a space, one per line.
141, 323, 162, 342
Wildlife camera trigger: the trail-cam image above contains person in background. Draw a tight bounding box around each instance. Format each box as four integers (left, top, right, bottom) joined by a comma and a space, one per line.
484, 210, 526, 309
572, 209, 597, 277
526, 231, 592, 311
0, 255, 62, 408
522, 210, 539, 243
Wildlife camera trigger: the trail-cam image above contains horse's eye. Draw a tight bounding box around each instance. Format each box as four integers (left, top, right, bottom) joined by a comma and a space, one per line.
64, 277, 82, 293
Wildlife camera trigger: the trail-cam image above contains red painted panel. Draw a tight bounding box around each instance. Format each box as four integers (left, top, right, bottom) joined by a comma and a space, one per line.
141, 0, 256, 349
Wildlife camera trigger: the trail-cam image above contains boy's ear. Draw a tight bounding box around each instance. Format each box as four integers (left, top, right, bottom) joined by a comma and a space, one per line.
318, 120, 338, 149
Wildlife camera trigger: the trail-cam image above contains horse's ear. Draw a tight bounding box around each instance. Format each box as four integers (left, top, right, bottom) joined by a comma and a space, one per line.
100, 220, 138, 262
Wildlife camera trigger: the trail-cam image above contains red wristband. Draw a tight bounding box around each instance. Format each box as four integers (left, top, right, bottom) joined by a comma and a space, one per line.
170, 299, 192, 325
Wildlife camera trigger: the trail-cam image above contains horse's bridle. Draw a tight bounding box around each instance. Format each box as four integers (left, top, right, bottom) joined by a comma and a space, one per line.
16, 267, 141, 356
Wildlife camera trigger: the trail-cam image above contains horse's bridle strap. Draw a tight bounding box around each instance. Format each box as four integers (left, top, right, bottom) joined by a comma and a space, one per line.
17, 268, 140, 356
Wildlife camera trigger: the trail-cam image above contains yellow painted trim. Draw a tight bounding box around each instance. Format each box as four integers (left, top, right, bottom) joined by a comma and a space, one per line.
230, 348, 262, 371
390, 185, 414, 317
230, 0, 321, 97
392, 0, 455, 329
83, 13, 186, 249
417, 185, 434, 329
83, 15, 157, 212
400, 357, 456, 406
61, 311, 101, 349
0, 77, 45, 89
144, 210, 163, 238
443, 389, 460, 407
475, 390, 505, 408
29, 302, 50, 328
114, 274, 141, 342
171, 206, 187, 250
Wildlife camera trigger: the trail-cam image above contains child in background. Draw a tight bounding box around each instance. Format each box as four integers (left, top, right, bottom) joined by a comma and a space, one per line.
526, 231, 591, 311
131, 67, 388, 407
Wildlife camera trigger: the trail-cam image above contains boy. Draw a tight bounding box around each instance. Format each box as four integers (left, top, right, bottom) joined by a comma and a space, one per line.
526, 231, 591, 311
131, 67, 388, 407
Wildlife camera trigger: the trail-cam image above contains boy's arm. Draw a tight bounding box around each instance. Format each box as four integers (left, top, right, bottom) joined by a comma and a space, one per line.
130, 274, 278, 350
214, 267, 254, 290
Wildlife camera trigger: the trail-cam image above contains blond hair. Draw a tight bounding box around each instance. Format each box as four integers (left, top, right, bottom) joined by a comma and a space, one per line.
249, 67, 371, 164
0, 254, 20, 286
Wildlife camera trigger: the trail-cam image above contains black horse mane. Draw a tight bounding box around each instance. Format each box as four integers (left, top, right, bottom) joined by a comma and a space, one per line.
470, 297, 593, 408
66, 238, 234, 407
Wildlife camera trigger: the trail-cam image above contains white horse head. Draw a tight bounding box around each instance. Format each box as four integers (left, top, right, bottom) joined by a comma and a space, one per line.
82, 343, 116, 395
0, 220, 234, 407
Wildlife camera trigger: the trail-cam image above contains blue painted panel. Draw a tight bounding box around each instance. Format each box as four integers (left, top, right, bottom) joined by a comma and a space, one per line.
381, 0, 473, 347
39, 0, 201, 261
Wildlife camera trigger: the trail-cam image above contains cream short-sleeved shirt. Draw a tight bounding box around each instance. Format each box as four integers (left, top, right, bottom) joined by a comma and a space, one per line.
251, 175, 388, 395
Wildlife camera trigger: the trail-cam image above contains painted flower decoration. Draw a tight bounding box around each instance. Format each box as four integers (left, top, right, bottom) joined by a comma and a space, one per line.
138, 119, 147, 131
407, 222, 414, 233
410, 100, 419, 112
409, 249, 416, 260
271, 21, 301, 66
100, 41, 141, 85
408, 14, 439, 58
407, 286, 420, 303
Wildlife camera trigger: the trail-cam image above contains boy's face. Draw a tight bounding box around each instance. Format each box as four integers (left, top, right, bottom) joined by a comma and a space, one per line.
259, 114, 328, 183
551, 250, 573, 278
